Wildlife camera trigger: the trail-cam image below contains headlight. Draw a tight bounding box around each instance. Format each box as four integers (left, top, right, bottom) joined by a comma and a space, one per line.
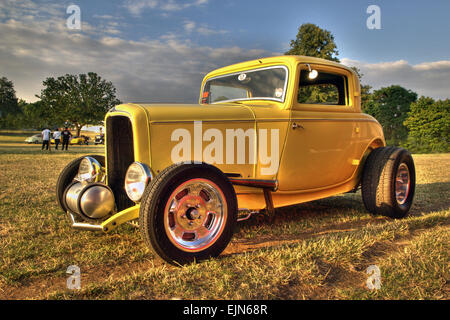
77, 157, 104, 183
124, 162, 152, 202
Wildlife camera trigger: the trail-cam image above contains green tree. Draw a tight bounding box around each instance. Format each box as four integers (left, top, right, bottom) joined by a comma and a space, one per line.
19, 100, 54, 129
404, 97, 449, 153
38, 72, 121, 136
285, 23, 339, 62
364, 85, 417, 145
0, 77, 20, 128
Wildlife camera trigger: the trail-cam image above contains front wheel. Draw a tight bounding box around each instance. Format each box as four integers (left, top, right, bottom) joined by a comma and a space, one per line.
139, 163, 237, 265
361, 146, 415, 219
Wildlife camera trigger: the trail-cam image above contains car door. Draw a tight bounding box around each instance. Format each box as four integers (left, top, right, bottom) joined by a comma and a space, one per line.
278, 64, 361, 191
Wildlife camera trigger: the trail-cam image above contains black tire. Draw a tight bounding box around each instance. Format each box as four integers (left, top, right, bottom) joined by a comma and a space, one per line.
361, 146, 415, 219
56, 155, 105, 213
139, 163, 237, 265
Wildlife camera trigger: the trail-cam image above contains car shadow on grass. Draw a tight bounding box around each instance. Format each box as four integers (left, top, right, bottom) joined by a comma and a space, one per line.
227, 181, 449, 257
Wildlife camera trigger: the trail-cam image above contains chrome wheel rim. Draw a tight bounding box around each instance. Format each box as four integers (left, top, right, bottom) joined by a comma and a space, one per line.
395, 163, 410, 205
164, 178, 227, 252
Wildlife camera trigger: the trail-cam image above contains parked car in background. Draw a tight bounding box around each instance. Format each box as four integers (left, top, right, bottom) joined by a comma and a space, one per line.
70, 135, 89, 145
94, 134, 105, 145
25, 134, 43, 144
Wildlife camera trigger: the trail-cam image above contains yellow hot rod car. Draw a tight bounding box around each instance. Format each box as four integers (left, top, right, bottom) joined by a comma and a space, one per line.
56, 56, 415, 265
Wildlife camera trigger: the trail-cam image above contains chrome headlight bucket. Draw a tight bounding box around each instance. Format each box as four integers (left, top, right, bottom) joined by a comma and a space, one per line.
124, 162, 152, 202
76, 157, 104, 183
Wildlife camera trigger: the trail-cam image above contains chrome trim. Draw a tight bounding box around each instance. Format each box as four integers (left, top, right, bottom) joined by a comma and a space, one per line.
291, 118, 378, 123
79, 184, 115, 219
202, 65, 289, 104
395, 163, 411, 205
150, 118, 378, 125
75, 156, 105, 183
68, 212, 104, 231
237, 208, 259, 222
65, 182, 84, 215
164, 179, 227, 252
65, 182, 115, 220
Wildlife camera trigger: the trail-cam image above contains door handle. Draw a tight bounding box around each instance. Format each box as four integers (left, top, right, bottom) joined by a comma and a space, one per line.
292, 122, 304, 130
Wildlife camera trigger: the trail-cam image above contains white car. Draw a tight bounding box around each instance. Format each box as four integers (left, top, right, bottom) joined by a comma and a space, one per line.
24, 134, 43, 144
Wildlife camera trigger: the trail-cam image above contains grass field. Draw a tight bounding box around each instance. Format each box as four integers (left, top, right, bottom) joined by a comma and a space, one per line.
0, 131, 448, 300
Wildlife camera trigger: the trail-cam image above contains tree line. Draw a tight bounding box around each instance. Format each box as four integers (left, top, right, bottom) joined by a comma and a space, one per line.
0, 23, 448, 152
0, 73, 121, 137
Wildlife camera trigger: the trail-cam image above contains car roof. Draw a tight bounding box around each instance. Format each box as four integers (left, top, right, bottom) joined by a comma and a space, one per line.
203, 55, 356, 80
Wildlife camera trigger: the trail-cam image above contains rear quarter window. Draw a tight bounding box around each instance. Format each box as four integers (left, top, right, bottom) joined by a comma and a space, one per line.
298, 70, 348, 105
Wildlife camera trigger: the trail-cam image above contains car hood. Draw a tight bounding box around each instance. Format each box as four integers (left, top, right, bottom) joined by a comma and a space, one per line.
117, 103, 256, 123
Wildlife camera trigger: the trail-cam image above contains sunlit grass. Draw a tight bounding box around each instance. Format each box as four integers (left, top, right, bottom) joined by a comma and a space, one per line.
0, 131, 448, 299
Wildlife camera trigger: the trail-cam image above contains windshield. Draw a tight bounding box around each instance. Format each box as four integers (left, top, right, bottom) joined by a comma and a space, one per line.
202, 66, 288, 104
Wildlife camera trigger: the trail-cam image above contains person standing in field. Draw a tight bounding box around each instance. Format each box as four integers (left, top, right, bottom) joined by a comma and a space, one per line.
53, 128, 61, 150
61, 127, 72, 151
41, 127, 51, 151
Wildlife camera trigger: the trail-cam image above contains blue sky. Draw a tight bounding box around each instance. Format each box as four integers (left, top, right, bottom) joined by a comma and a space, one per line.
78, 0, 450, 63
1, 0, 449, 102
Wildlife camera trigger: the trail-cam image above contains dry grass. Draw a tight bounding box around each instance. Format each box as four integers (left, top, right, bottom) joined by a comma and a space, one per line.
0, 131, 448, 300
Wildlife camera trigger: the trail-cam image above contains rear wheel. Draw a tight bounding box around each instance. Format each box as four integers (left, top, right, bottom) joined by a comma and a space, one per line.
361, 146, 415, 218
139, 163, 237, 265
56, 155, 105, 213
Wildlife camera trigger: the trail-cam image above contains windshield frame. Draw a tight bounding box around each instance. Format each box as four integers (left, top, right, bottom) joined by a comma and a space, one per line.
202, 65, 289, 104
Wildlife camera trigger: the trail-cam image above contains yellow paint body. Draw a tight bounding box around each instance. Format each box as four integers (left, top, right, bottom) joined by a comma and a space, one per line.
103, 55, 385, 229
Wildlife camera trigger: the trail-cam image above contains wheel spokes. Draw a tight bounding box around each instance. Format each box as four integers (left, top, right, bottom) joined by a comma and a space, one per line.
164, 179, 226, 251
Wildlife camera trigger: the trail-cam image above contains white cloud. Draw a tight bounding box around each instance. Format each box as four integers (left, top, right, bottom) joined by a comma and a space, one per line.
0, 1, 268, 104
341, 58, 450, 100
183, 20, 196, 33
197, 25, 228, 36
123, 0, 209, 16
183, 20, 228, 36
123, 0, 158, 16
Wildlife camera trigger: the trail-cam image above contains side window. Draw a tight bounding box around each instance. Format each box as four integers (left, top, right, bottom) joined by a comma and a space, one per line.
298, 69, 348, 105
